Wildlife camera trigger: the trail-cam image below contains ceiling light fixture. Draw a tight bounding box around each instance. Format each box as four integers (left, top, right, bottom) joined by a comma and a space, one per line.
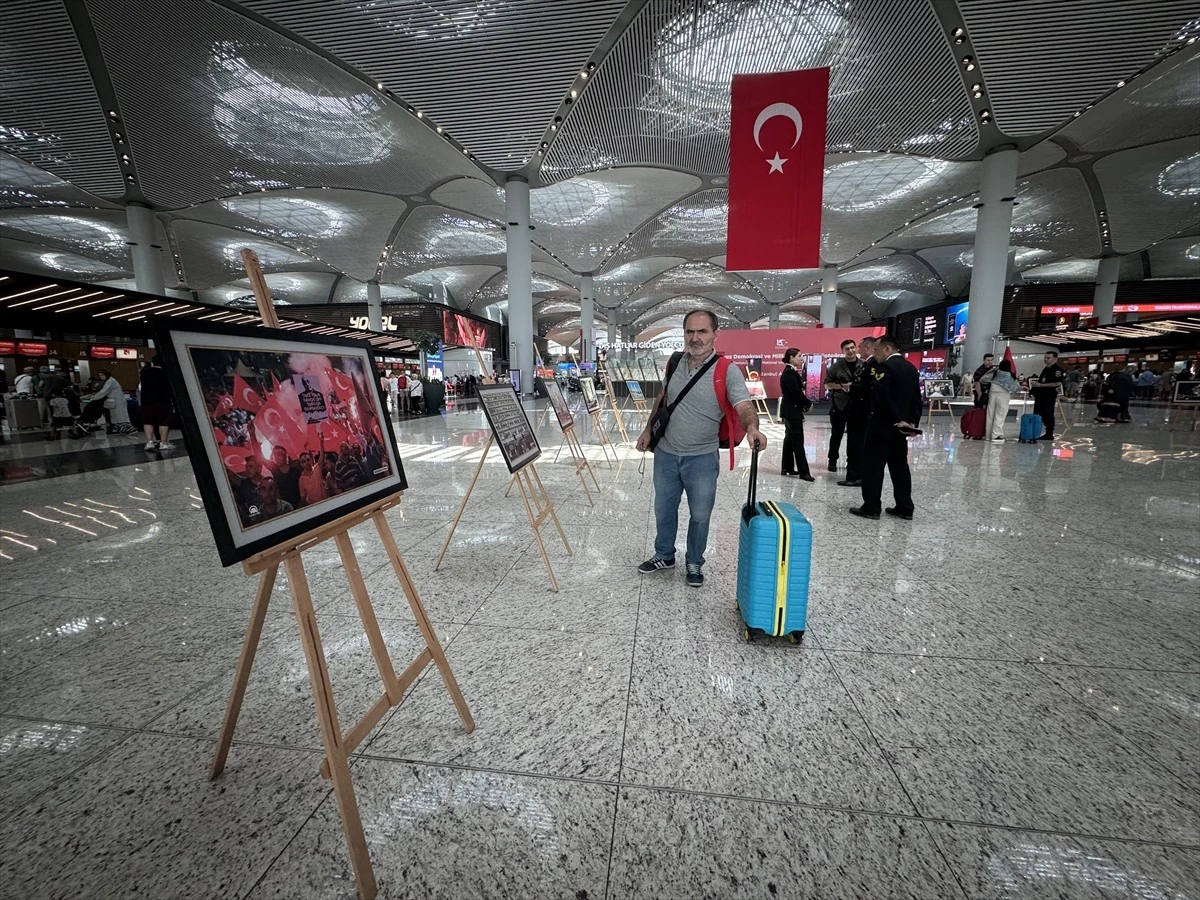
108, 110, 118, 119
1117, 80, 1126, 87
416, 110, 424, 118
952, 26, 964, 36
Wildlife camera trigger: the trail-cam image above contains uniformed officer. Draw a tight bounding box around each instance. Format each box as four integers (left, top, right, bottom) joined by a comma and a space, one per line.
850, 334, 922, 520
836, 335, 876, 487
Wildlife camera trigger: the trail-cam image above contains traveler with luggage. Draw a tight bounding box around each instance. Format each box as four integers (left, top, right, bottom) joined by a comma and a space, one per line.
779, 348, 814, 481
1030, 351, 1067, 441
75, 369, 135, 436
972, 353, 997, 409
635, 309, 765, 588
1107, 368, 1135, 422
13, 367, 35, 397
836, 335, 877, 487
823, 339, 861, 474
851, 334, 922, 521
984, 359, 1019, 441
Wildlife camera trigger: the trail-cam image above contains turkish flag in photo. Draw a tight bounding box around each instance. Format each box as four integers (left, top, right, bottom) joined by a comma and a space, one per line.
726, 67, 829, 271
232, 374, 264, 413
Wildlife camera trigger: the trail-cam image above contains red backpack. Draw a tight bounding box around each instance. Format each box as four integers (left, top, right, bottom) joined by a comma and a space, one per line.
714, 356, 746, 470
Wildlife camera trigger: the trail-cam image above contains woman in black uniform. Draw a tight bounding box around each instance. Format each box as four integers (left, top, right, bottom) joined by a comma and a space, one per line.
778, 348, 814, 480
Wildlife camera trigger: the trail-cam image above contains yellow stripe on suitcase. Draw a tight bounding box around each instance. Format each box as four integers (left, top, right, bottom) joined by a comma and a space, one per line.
762, 501, 790, 636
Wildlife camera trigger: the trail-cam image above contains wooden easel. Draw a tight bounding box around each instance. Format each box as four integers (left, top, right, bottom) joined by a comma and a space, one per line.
601, 372, 630, 444
925, 395, 957, 428
435, 435, 572, 590
584, 402, 618, 467
212, 251, 473, 900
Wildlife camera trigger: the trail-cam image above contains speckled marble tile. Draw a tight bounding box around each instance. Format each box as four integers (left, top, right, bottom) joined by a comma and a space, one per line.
247, 760, 616, 900
151, 615, 461, 752
368, 625, 632, 781
470, 553, 642, 635
928, 821, 1200, 900
0, 594, 137, 679
1035, 664, 1200, 789
0, 716, 130, 816
637, 573, 756, 643
832, 655, 1200, 843
0, 600, 254, 728
607, 785, 962, 900
621, 637, 912, 814
0, 731, 330, 899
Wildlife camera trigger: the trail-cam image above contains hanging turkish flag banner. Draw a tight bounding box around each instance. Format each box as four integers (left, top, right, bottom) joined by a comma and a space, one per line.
726, 67, 829, 271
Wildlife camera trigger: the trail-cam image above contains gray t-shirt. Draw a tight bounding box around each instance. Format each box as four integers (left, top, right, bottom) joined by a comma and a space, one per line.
657, 352, 752, 457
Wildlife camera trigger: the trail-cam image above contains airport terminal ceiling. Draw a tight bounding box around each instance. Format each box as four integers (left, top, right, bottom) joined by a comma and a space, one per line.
1, 0, 1198, 342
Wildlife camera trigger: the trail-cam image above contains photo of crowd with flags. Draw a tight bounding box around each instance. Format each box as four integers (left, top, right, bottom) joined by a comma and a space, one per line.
189, 347, 393, 529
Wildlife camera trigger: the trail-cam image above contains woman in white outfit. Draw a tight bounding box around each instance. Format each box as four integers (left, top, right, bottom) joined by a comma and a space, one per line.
76, 370, 134, 435
985, 359, 1019, 441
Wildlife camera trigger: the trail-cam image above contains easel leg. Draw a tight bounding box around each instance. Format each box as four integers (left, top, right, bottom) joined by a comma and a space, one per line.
516, 469, 559, 593
285, 555, 377, 900
529, 462, 572, 556
210, 564, 277, 780
374, 514, 474, 732
335, 532, 402, 702
435, 434, 493, 570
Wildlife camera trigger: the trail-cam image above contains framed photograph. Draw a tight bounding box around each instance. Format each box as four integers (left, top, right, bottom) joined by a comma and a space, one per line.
580, 376, 600, 413
546, 378, 574, 431
154, 319, 406, 567
476, 384, 541, 473
626, 380, 645, 403
926, 379, 954, 398
1173, 380, 1200, 404
745, 380, 768, 400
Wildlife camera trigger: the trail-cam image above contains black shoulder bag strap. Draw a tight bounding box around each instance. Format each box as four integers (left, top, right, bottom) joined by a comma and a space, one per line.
664, 352, 718, 413
646, 352, 718, 449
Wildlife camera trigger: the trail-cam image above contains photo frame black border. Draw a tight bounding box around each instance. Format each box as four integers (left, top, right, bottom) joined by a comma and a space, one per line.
546, 379, 574, 432
1173, 380, 1200, 404
475, 383, 541, 474
580, 376, 600, 413
151, 316, 408, 567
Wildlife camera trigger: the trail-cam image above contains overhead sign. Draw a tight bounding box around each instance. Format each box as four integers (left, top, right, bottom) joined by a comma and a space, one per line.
1040, 303, 1200, 316
727, 67, 829, 270
16, 342, 48, 356
0, 340, 15, 355
90, 346, 116, 359
116, 347, 140, 360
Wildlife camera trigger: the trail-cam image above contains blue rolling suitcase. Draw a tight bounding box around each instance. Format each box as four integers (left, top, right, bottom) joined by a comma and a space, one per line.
1018, 413, 1043, 443
736, 450, 811, 644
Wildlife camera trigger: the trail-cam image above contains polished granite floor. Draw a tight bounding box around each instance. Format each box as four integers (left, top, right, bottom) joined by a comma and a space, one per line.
0, 397, 1197, 899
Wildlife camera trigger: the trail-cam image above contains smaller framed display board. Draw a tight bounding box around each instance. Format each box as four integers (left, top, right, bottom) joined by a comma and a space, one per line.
1173, 380, 1200, 404
580, 376, 600, 413
546, 378, 575, 430
476, 384, 541, 473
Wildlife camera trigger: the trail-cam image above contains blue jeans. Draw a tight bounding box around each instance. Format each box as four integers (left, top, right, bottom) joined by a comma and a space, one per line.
653, 449, 719, 567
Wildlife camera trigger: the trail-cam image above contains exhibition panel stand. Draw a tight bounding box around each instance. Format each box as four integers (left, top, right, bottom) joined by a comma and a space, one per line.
194, 251, 474, 900
601, 370, 631, 444
579, 376, 617, 468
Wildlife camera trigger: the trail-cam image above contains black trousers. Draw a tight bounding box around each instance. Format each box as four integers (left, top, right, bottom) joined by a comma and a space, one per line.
828, 407, 848, 463
860, 429, 913, 514
781, 417, 811, 476
1032, 393, 1056, 438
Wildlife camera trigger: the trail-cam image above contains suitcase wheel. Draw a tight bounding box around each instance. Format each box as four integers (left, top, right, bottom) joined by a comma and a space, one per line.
787, 631, 804, 645
741, 627, 753, 643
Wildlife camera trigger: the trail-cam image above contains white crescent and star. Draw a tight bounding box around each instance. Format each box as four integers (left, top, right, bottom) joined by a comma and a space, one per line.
753, 102, 803, 175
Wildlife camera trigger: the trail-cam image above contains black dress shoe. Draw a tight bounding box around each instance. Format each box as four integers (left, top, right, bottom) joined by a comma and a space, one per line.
781, 471, 796, 477
837, 479, 862, 487
827, 460, 837, 473
885, 507, 914, 520
798, 474, 815, 482
849, 506, 880, 519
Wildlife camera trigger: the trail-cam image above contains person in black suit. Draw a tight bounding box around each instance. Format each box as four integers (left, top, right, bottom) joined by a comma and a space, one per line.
851, 334, 922, 520
836, 335, 876, 487
778, 348, 814, 480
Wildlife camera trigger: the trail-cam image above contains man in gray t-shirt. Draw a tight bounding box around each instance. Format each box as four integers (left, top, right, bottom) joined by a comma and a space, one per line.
635, 310, 766, 588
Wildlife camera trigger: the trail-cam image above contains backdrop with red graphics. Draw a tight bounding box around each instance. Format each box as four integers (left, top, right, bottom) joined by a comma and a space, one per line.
714, 327, 885, 399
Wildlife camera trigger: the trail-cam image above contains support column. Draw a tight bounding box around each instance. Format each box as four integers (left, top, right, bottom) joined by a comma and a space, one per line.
505, 177, 534, 393
580, 274, 595, 363
820, 265, 837, 328
837, 309, 853, 328
126, 203, 165, 296
768, 304, 780, 330
963, 148, 1019, 373
366, 281, 383, 332
1093, 255, 1120, 326
607, 318, 617, 352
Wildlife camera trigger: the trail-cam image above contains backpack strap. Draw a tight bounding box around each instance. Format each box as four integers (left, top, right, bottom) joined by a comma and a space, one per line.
714, 356, 736, 470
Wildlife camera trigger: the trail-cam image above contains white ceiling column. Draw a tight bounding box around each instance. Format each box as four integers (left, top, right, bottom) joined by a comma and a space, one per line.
820, 265, 838, 329
506, 177, 534, 393
768, 304, 780, 330
127, 203, 165, 297
366, 281, 383, 332
1093, 255, 1121, 326
964, 148, 1019, 371
580, 274, 595, 363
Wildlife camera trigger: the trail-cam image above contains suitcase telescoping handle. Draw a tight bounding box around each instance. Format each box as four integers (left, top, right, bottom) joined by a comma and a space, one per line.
746, 445, 759, 512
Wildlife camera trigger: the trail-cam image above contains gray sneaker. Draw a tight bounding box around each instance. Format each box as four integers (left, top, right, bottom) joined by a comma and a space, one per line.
638, 556, 675, 575
685, 564, 704, 588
